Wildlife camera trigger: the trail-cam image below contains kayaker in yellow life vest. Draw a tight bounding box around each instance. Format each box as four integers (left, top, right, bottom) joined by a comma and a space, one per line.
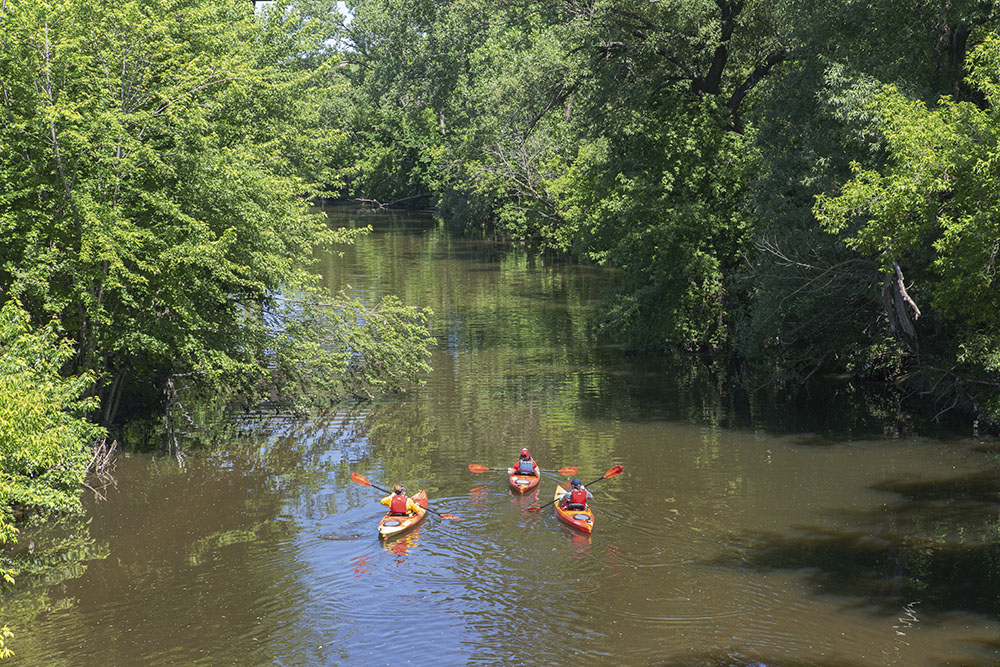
381, 485, 421, 516
559, 478, 593, 510
507, 448, 539, 476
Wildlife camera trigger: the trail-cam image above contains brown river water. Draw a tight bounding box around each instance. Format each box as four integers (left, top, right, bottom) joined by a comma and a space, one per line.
4, 206, 1000, 665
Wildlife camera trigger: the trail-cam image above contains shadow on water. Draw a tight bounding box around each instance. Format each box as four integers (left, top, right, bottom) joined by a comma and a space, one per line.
711, 466, 1000, 628
648, 653, 1000, 667
597, 639, 1000, 667
871, 469, 1000, 503
561, 346, 981, 442
652, 656, 856, 667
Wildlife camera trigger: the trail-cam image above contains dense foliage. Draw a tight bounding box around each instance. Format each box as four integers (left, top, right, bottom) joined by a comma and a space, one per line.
0, 1, 433, 642
0, 300, 102, 545
0, 300, 105, 658
816, 34, 1000, 417
0, 0, 433, 427
339, 0, 1000, 424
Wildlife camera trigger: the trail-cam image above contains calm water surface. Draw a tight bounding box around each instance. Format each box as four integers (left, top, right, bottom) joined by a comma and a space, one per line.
5, 206, 1000, 666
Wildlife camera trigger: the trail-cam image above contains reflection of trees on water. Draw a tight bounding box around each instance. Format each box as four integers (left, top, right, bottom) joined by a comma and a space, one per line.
1, 407, 380, 665
576, 350, 970, 440
0, 515, 108, 667
318, 207, 971, 444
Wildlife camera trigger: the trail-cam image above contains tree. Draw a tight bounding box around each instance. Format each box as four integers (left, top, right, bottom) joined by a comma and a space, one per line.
738, 0, 999, 386
341, 0, 795, 349
0, 299, 102, 538
0, 298, 105, 660
0, 0, 433, 424
814, 33, 1000, 417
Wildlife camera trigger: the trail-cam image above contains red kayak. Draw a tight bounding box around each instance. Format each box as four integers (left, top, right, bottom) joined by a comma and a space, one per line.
509, 472, 541, 494
377, 490, 428, 540
553, 483, 594, 534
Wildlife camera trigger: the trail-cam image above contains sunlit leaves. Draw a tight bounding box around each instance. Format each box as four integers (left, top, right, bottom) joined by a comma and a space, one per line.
815, 34, 1000, 386
0, 301, 104, 545
0, 0, 429, 423
342, 0, 790, 350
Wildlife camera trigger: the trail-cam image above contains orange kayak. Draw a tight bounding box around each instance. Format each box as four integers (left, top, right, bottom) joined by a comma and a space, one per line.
553, 484, 593, 534
509, 472, 541, 494
377, 490, 428, 540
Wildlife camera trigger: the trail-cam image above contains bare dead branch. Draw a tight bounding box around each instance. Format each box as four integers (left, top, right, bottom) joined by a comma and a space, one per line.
891, 262, 920, 338
84, 438, 119, 500
347, 193, 433, 209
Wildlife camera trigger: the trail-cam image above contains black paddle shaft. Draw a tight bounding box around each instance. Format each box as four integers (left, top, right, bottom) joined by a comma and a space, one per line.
375, 486, 451, 518
533, 471, 618, 512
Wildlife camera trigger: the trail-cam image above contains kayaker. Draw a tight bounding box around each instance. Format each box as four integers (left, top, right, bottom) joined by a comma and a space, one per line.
381, 485, 422, 516
508, 448, 539, 476
559, 478, 593, 510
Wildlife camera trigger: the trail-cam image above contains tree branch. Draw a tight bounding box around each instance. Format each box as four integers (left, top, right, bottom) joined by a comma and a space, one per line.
727, 44, 792, 129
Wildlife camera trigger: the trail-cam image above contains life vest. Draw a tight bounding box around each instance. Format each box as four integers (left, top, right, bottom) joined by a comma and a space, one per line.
390, 494, 409, 515
568, 488, 588, 508
517, 459, 535, 475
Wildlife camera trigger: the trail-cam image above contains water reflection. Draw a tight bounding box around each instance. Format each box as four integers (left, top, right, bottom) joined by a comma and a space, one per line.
382, 529, 421, 561
561, 527, 593, 554
508, 487, 539, 507
5, 208, 1000, 666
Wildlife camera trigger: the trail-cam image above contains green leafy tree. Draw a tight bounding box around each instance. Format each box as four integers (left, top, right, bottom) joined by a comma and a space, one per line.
0, 298, 105, 659
0, 0, 432, 424
340, 0, 1000, 418
338, 0, 481, 206
814, 33, 1000, 416
342, 0, 793, 349
0, 299, 103, 543
739, 0, 998, 385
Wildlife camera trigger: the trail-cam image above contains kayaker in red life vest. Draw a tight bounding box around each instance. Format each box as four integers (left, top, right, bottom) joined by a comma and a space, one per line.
559, 478, 593, 510
381, 485, 421, 516
507, 448, 539, 476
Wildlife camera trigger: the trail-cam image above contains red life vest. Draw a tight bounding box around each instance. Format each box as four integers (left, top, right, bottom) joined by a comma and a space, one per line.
569, 488, 588, 507
390, 493, 409, 514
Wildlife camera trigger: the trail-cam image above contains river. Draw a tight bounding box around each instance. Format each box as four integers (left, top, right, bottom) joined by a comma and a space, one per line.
4, 205, 1000, 665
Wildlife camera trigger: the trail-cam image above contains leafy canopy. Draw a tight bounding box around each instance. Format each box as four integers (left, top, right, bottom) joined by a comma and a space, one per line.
815, 34, 1000, 405
0, 300, 104, 545
0, 0, 433, 422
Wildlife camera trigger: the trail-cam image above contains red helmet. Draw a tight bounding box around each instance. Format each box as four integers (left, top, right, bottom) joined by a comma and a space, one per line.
520, 448, 530, 458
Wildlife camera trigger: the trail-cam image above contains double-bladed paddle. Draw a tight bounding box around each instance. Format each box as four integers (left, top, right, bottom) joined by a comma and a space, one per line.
527, 465, 623, 513
468, 464, 579, 475
350, 472, 459, 519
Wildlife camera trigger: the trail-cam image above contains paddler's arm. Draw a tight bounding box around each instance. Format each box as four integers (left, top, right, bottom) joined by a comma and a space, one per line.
406, 498, 422, 514
380, 495, 393, 507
